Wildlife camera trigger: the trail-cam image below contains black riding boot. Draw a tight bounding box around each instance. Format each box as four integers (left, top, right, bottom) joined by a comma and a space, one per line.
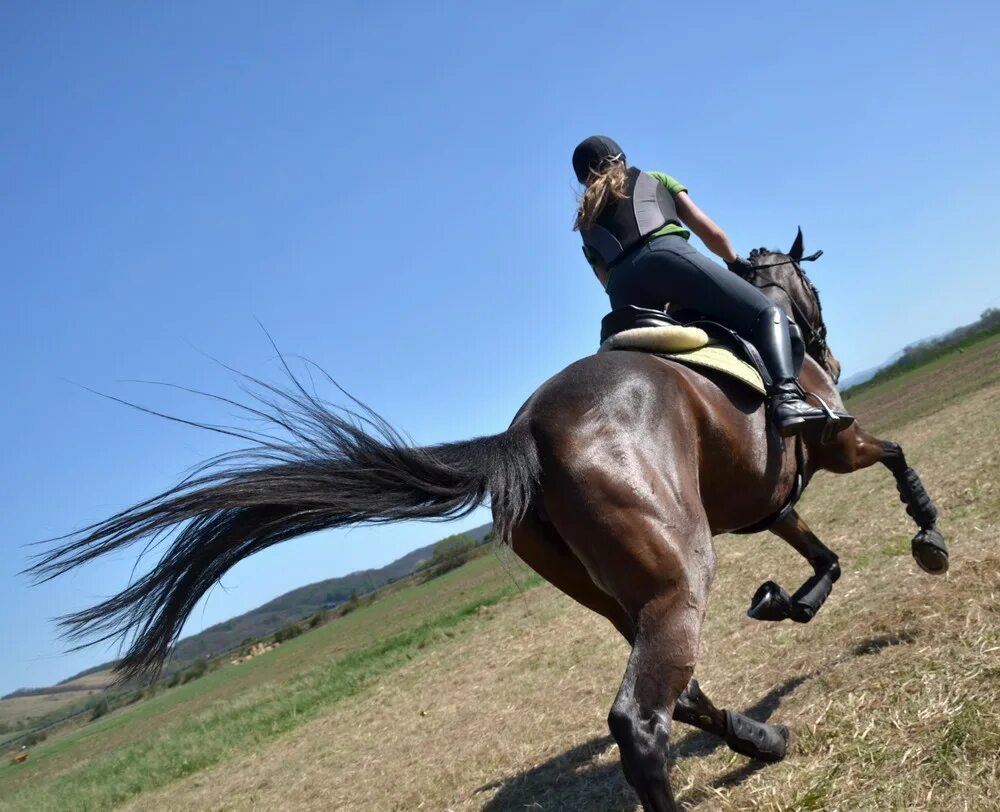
755, 307, 854, 438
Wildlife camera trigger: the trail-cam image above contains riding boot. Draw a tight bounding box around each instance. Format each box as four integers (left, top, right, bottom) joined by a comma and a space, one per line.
755, 307, 854, 438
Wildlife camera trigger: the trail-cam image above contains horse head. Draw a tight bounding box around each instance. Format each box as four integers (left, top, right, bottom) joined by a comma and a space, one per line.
745, 228, 842, 383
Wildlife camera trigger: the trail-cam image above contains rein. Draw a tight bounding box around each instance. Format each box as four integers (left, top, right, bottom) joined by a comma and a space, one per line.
746, 249, 824, 270
736, 250, 830, 363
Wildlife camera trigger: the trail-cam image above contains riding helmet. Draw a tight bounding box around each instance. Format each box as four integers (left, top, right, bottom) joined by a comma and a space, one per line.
572, 135, 626, 184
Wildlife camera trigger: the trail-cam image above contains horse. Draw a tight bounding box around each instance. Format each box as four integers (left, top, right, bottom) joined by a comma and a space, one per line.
30, 229, 948, 811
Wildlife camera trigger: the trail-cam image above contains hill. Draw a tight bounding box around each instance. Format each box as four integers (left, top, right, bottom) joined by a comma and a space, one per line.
1, 334, 997, 810
0, 522, 491, 726
841, 306, 1000, 394
168, 520, 493, 663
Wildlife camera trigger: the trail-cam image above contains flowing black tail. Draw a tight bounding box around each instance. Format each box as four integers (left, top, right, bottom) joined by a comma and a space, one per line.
28, 381, 540, 682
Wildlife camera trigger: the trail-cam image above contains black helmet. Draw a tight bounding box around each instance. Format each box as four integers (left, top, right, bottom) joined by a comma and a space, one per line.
572, 135, 626, 184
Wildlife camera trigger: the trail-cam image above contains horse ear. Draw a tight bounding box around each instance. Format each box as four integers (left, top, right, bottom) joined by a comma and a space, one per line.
789, 227, 804, 260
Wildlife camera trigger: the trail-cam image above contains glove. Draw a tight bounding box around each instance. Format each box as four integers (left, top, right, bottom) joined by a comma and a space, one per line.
726, 255, 755, 278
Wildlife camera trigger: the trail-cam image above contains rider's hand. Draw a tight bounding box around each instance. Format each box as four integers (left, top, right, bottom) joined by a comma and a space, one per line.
726, 256, 755, 278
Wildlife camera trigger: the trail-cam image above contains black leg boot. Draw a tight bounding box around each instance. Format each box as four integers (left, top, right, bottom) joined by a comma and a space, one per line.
755, 307, 854, 438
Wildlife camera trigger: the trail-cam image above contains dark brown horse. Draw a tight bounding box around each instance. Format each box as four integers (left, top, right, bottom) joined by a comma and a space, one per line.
31, 229, 947, 811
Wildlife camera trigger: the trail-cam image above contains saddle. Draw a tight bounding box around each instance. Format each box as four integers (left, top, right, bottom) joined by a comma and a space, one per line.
598, 306, 805, 396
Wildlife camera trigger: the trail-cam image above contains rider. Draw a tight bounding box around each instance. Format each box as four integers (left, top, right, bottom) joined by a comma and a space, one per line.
572, 134, 852, 438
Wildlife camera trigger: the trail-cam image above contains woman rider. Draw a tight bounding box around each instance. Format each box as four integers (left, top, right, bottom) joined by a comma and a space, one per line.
572, 135, 853, 437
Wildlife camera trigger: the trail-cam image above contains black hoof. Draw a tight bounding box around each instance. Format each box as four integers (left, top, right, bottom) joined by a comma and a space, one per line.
912, 527, 949, 574
724, 709, 790, 763
748, 581, 792, 621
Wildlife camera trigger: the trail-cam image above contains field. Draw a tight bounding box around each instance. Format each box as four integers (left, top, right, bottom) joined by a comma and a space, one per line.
2, 334, 998, 811
0, 670, 116, 735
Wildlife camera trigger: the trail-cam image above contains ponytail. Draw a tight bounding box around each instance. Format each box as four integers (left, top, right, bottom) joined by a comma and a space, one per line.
573, 159, 628, 232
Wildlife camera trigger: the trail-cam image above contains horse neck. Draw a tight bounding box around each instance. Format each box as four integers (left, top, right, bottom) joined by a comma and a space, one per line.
753, 256, 840, 379
757, 261, 821, 340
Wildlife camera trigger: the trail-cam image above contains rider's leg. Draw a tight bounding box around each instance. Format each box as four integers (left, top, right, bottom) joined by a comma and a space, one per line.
608, 236, 851, 436
754, 306, 854, 437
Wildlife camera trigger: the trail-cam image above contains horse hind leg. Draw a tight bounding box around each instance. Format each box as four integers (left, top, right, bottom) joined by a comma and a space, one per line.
608, 583, 705, 811
749, 509, 841, 623
613, 584, 794, 811
511, 511, 789, 763
510, 511, 636, 643
543, 477, 714, 808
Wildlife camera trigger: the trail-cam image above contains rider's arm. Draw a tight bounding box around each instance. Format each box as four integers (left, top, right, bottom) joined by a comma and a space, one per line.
675, 191, 739, 264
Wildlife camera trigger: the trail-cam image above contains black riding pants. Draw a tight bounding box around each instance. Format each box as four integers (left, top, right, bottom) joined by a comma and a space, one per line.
607, 235, 775, 342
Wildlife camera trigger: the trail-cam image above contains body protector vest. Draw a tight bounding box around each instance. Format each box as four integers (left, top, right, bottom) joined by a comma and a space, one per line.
580, 167, 681, 267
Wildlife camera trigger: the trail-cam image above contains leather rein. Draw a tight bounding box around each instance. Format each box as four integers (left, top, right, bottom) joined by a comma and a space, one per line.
735, 250, 832, 369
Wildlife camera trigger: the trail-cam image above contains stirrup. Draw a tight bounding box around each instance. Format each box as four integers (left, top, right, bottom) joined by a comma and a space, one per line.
801, 390, 854, 442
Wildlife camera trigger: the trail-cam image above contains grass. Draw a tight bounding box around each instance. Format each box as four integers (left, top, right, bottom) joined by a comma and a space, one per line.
0, 556, 541, 809
2, 579, 539, 811
0, 669, 117, 732
840, 331, 1000, 433
3, 335, 999, 810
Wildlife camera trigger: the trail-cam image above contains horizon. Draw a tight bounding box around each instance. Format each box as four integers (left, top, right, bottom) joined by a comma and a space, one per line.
4, 518, 495, 695
3, 1, 999, 697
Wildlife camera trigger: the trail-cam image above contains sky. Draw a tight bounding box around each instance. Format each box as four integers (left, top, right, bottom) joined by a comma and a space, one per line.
2, 1, 998, 696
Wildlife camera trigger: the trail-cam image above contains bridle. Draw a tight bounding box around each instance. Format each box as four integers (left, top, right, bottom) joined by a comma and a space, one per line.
736, 250, 832, 370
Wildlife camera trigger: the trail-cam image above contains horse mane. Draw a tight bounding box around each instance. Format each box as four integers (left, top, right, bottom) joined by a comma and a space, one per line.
749, 246, 827, 331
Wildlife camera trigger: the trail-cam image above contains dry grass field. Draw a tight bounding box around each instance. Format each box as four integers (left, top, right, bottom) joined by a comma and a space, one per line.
2, 334, 998, 811
0, 670, 116, 730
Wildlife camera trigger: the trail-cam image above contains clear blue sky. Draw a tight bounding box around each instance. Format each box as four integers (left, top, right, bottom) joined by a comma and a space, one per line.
2, 2, 998, 695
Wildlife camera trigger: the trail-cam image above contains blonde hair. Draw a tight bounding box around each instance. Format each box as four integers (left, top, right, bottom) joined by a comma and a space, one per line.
573, 158, 628, 231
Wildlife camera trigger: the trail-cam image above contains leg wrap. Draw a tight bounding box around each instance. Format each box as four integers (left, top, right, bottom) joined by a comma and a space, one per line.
788, 563, 840, 624
896, 467, 938, 529
724, 710, 790, 763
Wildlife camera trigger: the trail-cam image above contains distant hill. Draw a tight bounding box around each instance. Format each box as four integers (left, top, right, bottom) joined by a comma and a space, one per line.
838, 349, 904, 390
3, 521, 493, 702
841, 307, 1000, 396
169, 521, 493, 662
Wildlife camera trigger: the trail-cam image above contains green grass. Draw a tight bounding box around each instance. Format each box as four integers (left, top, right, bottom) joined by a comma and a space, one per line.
851, 534, 911, 572
932, 701, 982, 784
0, 556, 541, 811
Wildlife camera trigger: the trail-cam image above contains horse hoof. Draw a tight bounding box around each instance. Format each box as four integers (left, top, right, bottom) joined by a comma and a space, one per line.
748, 581, 792, 621
912, 527, 949, 575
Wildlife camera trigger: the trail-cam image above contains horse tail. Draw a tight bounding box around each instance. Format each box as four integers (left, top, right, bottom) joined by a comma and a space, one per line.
27, 388, 540, 682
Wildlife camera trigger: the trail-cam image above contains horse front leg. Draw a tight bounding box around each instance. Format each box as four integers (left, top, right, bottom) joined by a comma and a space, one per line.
877, 438, 949, 574
821, 425, 949, 575
748, 509, 841, 623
